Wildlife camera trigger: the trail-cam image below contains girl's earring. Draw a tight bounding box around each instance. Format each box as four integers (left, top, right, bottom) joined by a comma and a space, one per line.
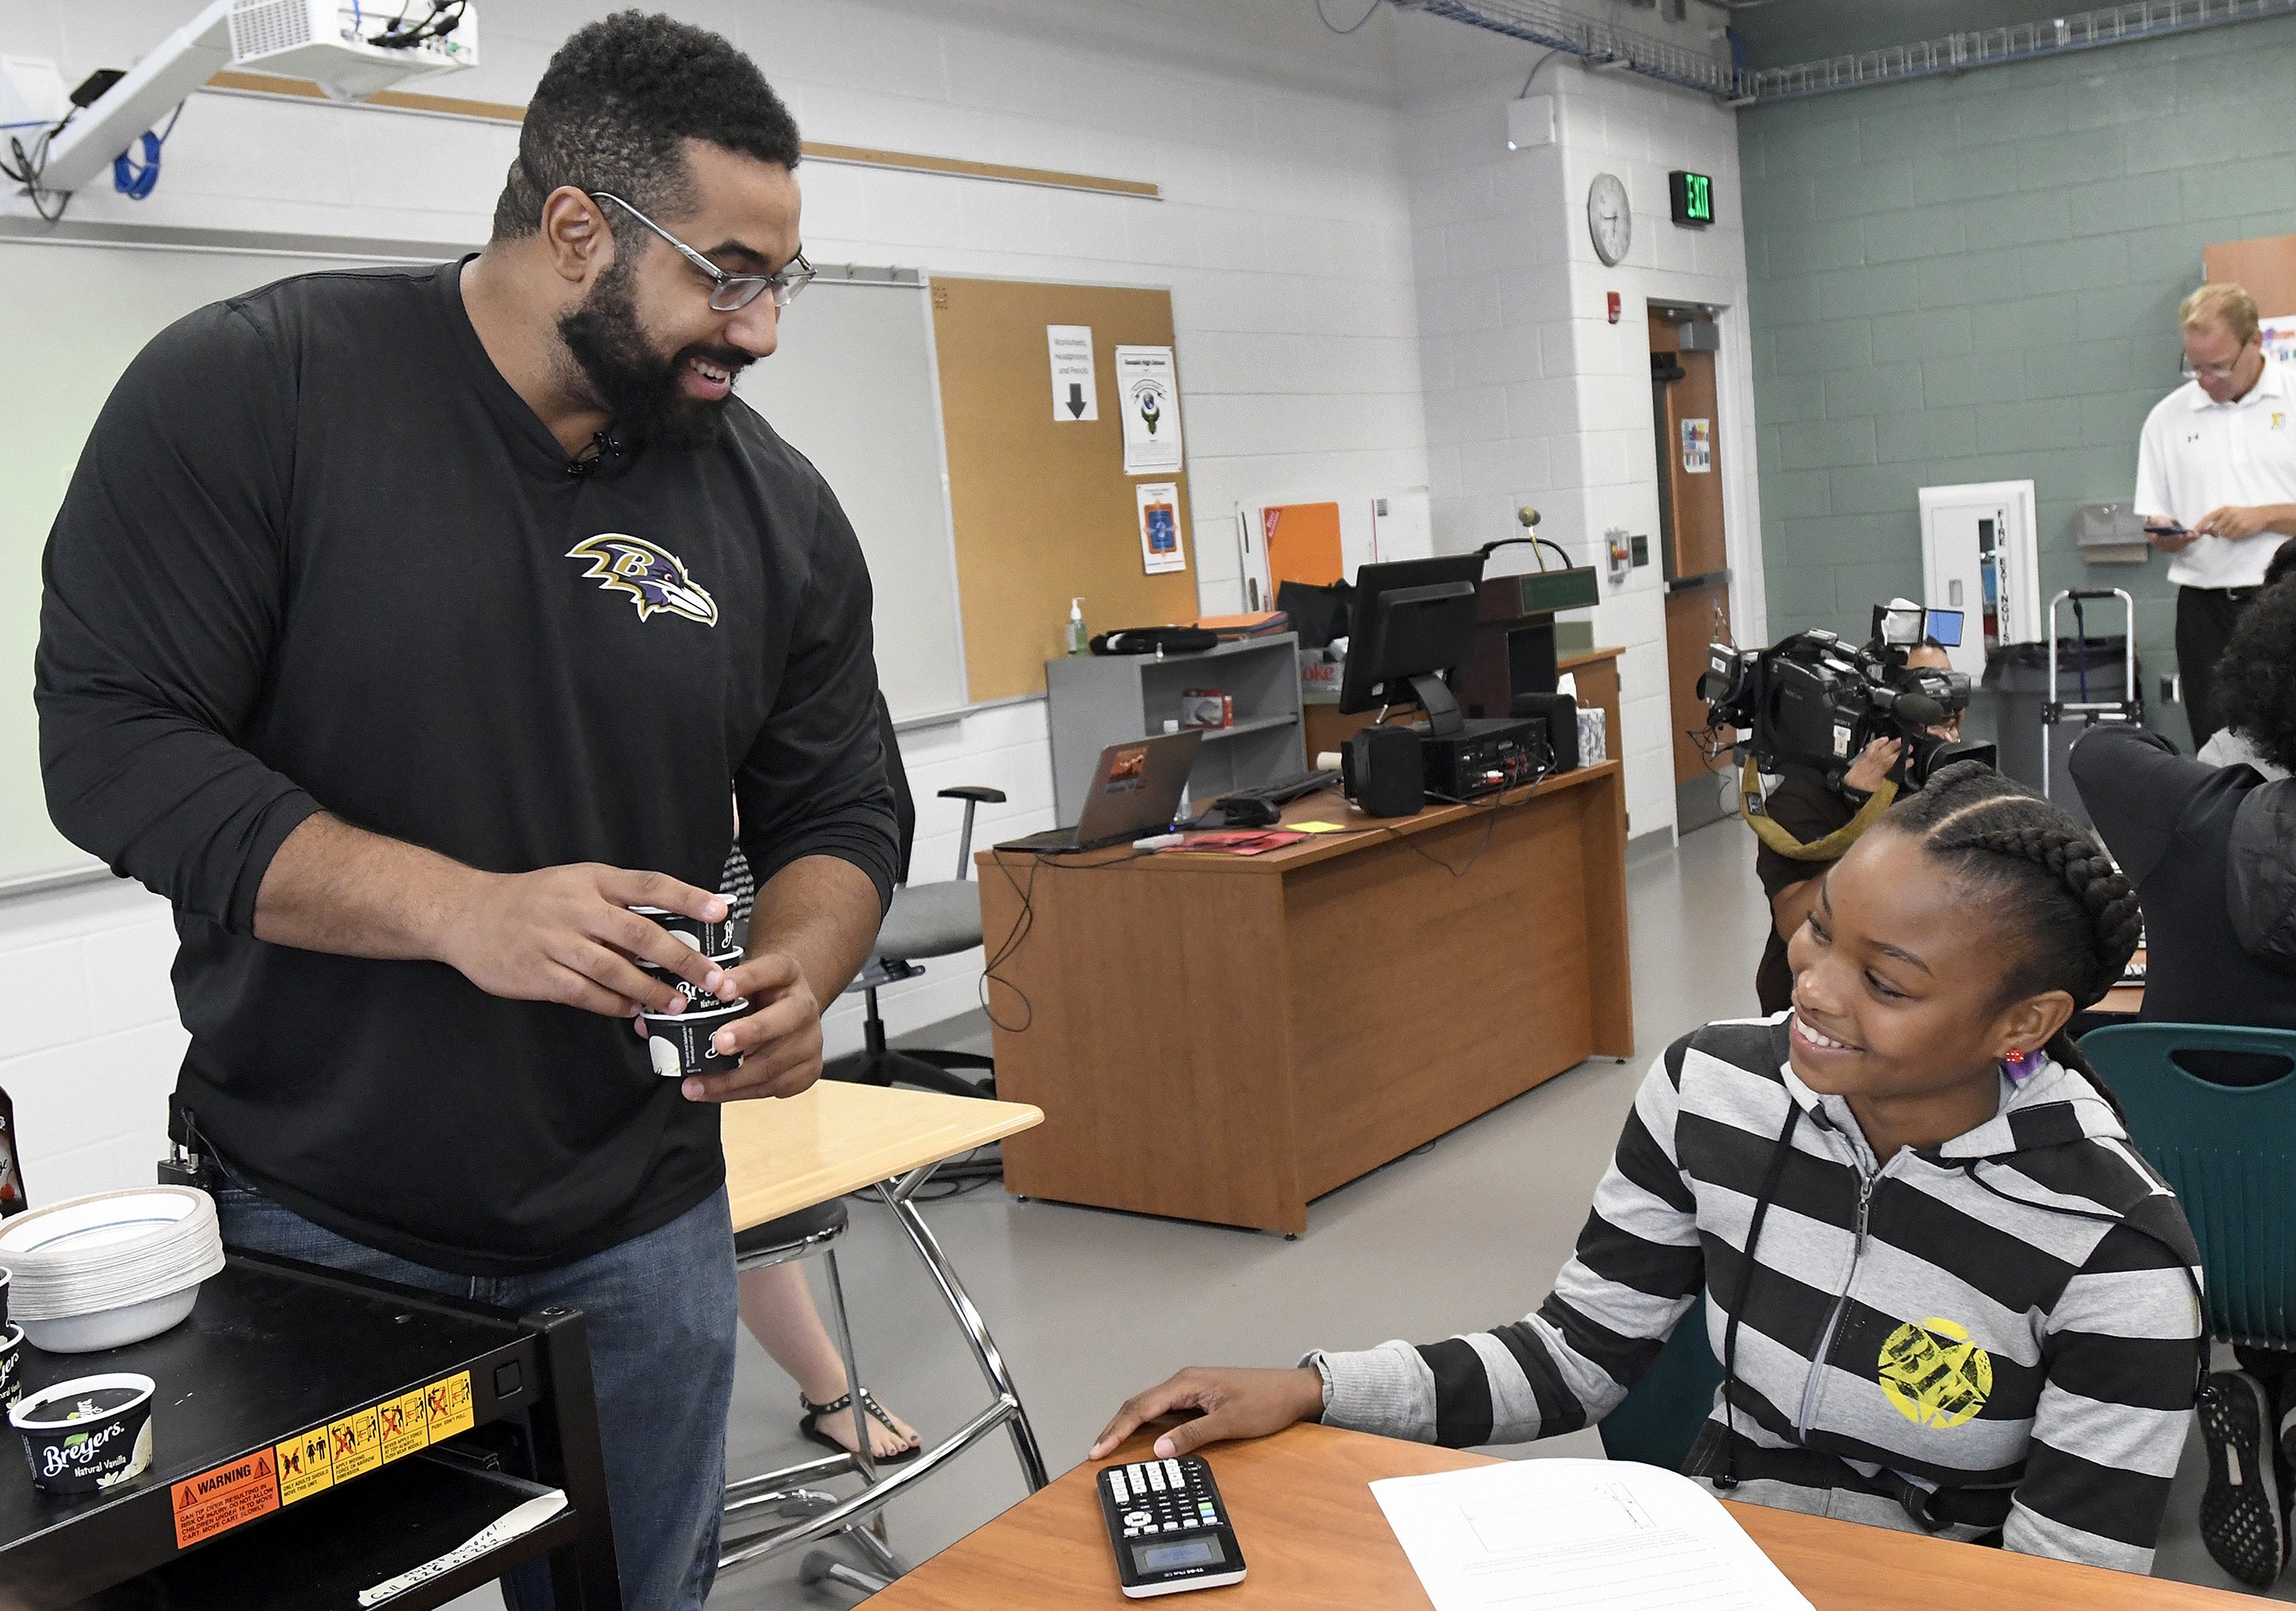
2001, 1047, 2035, 1081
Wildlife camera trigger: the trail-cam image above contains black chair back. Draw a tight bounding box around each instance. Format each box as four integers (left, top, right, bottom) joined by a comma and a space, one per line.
876, 696, 916, 887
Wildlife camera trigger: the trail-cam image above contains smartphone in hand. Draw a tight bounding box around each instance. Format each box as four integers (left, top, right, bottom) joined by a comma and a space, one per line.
2144, 521, 2190, 536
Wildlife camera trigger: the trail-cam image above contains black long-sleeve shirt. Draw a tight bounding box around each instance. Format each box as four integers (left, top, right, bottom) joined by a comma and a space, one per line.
2072, 725, 2296, 1031
36, 261, 897, 1273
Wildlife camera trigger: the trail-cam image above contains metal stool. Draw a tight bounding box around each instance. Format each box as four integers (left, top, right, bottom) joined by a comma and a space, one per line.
717, 1168, 1048, 1591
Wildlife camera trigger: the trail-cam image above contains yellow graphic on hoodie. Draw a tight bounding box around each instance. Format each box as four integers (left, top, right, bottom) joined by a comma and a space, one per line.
1878, 1316, 1992, 1429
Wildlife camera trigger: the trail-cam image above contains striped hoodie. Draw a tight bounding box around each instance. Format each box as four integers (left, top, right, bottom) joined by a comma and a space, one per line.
1310, 1015, 2205, 1573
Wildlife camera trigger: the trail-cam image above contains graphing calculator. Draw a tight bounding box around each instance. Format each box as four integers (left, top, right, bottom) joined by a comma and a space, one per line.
1097, 1455, 1247, 1597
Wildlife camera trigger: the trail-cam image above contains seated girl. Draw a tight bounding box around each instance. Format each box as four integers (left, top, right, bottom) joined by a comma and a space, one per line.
1093, 765, 2203, 1574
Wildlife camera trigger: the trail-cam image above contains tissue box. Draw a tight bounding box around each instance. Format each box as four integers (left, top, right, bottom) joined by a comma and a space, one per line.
1577, 707, 1608, 765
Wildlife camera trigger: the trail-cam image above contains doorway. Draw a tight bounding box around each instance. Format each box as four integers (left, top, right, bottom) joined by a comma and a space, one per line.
1649, 304, 1733, 834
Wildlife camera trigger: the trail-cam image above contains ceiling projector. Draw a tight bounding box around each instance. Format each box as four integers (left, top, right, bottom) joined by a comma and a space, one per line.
229, 0, 478, 101
28, 0, 479, 195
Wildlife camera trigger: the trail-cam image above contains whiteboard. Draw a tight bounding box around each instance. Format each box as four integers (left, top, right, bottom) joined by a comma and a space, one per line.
0, 241, 964, 893
736, 278, 967, 725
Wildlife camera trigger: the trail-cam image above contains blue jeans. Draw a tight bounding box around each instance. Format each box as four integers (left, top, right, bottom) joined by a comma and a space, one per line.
216, 1178, 737, 1611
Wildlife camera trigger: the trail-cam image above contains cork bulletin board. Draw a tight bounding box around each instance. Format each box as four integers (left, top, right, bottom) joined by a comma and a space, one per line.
929, 277, 1199, 703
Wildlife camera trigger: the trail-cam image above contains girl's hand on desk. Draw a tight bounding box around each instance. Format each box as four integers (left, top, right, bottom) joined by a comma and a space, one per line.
1090, 1366, 1325, 1461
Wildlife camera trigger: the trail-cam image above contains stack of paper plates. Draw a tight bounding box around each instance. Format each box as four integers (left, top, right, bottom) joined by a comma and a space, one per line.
0, 1188, 225, 1352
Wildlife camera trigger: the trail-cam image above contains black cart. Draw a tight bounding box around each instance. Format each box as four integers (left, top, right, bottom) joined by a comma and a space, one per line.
0, 1252, 620, 1611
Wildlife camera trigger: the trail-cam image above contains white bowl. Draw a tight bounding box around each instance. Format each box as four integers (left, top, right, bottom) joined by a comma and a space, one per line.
19, 1283, 201, 1353
0, 1189, 206, 1261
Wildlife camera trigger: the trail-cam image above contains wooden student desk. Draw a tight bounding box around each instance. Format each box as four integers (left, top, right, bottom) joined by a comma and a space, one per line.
977, 761, 1632, 1235
866, 1421, 2249, 1610
715, 1082, 1052, 1579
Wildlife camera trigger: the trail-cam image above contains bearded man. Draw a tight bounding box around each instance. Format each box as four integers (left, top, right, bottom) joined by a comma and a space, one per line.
34, 15, 895, 1609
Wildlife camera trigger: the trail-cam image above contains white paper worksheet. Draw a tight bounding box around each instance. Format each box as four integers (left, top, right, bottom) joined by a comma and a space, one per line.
1369, 1459, 1814, 1611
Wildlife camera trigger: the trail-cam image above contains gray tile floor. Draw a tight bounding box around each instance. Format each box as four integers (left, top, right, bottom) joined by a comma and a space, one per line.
472, 819, 2282, 1606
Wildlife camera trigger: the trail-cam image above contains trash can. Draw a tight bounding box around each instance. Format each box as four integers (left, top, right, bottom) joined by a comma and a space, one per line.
1975, 637, 2136, 827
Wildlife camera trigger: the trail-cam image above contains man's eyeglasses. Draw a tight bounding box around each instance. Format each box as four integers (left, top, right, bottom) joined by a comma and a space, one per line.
2182, 358, 2242, 381
589, 191, 814, 313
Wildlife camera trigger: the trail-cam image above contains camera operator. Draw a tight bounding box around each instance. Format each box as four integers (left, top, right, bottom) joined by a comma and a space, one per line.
1751, 639, 1965, 1015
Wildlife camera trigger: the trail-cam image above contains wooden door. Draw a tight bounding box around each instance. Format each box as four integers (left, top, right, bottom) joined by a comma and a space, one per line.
1649, 311, 1727, 582
1650, 309, 1734, 826
1665, 582, 1732, 787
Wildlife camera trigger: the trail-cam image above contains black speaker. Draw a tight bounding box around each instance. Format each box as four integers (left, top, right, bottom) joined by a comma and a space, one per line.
1510, 692, 1580, 773
1343, 724, 1425, 817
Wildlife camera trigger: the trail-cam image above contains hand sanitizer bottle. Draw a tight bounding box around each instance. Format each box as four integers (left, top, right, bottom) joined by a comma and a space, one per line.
1067, 597, 1088, 655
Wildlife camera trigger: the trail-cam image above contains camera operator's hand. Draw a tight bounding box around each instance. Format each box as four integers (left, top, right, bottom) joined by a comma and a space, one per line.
1843, 737, 1904, 794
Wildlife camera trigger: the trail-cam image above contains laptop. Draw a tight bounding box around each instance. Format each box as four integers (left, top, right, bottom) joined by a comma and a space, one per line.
998, 729, 1203, 854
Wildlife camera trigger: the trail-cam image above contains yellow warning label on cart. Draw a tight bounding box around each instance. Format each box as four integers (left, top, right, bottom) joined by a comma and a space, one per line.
274, 1427, 334, 1505
171, 1448, 280, 1548
425, 1370, 475, 1442
378, 1386, 429, 1464
328, 1405, 383, 1482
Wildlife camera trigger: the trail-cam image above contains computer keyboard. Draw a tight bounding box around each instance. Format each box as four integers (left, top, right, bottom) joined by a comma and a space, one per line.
1246, 770, 1341, 806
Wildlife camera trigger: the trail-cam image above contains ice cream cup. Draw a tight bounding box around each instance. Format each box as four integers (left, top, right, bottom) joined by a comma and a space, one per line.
638, 947, 745, 993
629, 905, 735, 960
12, 1372, 155, 1494
640, 1000, 759, 1079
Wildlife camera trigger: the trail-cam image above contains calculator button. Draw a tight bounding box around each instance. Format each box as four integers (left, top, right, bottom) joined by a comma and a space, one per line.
1145, 1465, 1166, 1491
1124, 1511, 1150, 1525
1164, 1459, 1184, 1485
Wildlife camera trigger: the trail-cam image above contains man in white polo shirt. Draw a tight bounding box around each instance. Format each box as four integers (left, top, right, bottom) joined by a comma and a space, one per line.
2135, 282, 2296, 749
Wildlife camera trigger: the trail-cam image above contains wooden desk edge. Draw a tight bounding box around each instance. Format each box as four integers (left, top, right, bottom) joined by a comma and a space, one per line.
1557, 645, 1623, 670
866, 1422, 2253, 1609
978, 759, 1625, 879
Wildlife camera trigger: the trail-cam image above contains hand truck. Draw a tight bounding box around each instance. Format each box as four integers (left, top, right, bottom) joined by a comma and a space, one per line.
2040, 588, 2144, 801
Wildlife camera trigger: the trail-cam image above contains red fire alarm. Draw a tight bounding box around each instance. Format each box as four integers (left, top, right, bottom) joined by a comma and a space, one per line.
1606, 291, 1622, 324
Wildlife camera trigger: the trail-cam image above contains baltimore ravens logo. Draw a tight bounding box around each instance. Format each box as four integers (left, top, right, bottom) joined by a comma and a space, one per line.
564, 534, 719, 627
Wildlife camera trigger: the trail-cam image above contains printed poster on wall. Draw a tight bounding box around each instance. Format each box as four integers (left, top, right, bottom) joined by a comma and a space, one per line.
1136, 481, 1186, 576
1680, 417, 1713, 474
1116, 344, 1184, 475
1046, 324, 1097, 420
2264, 316, 2296, 367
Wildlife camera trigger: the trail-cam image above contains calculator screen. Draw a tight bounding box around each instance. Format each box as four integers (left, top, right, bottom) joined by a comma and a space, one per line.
1133, 1537, 1225, 1573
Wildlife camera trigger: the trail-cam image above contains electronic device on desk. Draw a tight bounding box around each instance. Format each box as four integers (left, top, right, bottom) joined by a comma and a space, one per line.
995, 729, 1202, 854
1189, 768, 1339, 830
1098, 1456, 1246, 1598
1336, 572, 1545, 814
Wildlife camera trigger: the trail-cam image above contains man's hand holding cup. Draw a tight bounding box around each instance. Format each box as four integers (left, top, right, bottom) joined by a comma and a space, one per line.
635, 946, 824, 1104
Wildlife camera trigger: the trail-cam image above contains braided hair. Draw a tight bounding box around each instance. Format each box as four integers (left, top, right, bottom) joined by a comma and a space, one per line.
1877, 761, 2143, 1078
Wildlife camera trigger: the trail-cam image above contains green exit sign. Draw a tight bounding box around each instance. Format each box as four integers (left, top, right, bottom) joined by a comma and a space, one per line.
1669, 170, 1714, 227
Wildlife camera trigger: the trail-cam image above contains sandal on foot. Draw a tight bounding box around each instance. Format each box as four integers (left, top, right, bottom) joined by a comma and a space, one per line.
799, 1387, 921, 1465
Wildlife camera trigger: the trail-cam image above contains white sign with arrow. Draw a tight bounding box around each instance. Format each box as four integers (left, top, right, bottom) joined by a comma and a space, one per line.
1047, 324, 1097, 422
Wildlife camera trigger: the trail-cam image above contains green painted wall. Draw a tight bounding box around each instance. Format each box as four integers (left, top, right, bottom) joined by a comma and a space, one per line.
1738, 14, 2296, 745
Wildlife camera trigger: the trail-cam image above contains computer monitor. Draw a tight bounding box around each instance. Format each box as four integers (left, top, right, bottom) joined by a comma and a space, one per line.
1338, 581, 1479, 737
1336, 555, 1486, 730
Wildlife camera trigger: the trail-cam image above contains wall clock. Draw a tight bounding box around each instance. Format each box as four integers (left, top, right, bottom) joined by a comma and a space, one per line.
1587, 172, 1630, 266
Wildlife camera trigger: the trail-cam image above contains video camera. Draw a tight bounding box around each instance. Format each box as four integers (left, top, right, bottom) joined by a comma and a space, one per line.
1698, 603, 1994, 793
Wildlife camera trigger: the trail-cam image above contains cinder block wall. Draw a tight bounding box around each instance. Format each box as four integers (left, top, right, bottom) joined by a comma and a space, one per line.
1737, 12, 2296, 745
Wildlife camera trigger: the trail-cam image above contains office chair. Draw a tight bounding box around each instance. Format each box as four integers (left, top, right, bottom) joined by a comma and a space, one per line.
1598, 1293, 1722, 1472
2083, 1022, 2296, 1348
824, 697, 1003, 1100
